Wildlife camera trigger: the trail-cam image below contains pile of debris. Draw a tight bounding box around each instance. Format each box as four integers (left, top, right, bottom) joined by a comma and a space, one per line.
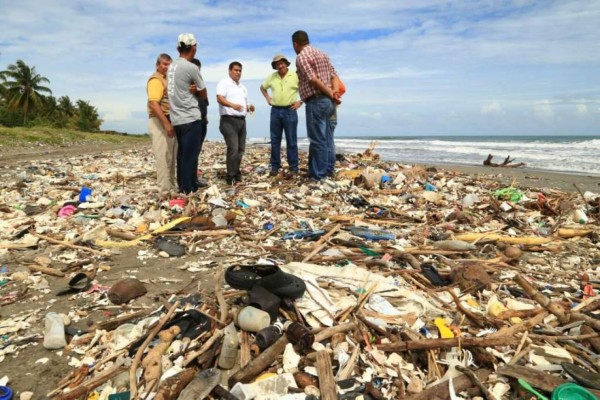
1, 142, 599, 399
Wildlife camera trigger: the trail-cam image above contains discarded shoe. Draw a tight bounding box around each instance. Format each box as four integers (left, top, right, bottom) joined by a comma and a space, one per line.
155, 237, 186, 257
248, 285, 281, 321
225, 264, 306, 299
108, 278, 147, 305
56, 272, 93, 296
163, 310, 211, 341
561, 362, 600, 390
420, 263, 447, 287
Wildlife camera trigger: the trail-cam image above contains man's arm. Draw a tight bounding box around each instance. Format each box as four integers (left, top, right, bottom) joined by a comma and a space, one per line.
260, 84, 272, 105
148, 101, 174, 137
217, 95, 245, 112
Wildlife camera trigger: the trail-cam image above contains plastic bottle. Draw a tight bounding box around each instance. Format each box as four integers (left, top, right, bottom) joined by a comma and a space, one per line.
255, 321, 284, 350
235, 306, 271, 333
283, 321, 314, 352
350, 226, 395, 241
218, 323, 239, 369
573, 209, 588, 224
43, 312, 67, 349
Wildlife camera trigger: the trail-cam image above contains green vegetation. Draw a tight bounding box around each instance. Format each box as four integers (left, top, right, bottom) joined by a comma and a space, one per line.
0, 60, 104, 131
0, 126, 149, 147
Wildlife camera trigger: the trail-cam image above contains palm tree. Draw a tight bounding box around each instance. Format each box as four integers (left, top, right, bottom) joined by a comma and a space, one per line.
0, 60, 52, 124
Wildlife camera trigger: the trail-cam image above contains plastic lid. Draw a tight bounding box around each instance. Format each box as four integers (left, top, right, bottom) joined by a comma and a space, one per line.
551, 383, 596, 400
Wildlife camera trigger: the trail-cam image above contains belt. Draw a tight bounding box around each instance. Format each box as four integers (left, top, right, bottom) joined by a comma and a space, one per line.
304, 93, 328, 102
272, 105, 294, 109
221, 115, 245, 120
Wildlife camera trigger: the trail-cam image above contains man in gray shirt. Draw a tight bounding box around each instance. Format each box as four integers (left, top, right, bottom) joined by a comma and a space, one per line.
167, 33, 207, 194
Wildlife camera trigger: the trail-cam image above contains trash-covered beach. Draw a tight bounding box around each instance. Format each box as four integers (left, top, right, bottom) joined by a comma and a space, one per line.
1, 141, 599, 399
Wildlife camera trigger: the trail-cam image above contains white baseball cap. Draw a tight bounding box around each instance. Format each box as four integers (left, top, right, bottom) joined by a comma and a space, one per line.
177, 33, 197, 47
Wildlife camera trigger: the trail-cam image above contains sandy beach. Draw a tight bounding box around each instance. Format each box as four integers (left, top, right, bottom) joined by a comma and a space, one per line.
0, 140, 598, 398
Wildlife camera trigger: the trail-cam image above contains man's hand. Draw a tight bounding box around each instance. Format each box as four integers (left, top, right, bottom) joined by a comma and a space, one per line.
166, 124, 175, 138
290, 101, 303, 111
189, 83, 198, 94
248, 104, 256, 113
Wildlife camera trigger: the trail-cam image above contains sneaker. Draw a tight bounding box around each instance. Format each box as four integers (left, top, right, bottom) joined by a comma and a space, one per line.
225, 177, 236, 185
269, 170, 279, 177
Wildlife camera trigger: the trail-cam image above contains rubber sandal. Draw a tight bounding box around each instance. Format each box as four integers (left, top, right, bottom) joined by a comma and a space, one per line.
163, 310, 211, 341
420, 263, 447, 287
56, 272, 92, 296
225, 265, 306, 299
561, 362, 600, 390
248, 285, 281, 321
155, 237, 186, 256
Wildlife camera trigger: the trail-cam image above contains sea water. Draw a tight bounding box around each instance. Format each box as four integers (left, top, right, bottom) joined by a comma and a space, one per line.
291, 135, 600, 176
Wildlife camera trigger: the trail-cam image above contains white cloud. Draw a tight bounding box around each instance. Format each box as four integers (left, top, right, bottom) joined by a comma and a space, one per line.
481, 101, 502, 115
1, 0, 600, 136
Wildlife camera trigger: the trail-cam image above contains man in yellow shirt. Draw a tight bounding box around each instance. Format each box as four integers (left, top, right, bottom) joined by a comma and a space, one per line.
260, 54, 302, 177
147, 53, 177, 195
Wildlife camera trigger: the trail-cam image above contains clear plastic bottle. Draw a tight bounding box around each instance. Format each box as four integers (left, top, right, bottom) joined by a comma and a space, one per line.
217, 323, 239, 369
43, 312, 67, 349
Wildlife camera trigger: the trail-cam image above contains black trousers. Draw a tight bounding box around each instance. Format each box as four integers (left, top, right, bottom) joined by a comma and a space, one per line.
219, 116, 247, 180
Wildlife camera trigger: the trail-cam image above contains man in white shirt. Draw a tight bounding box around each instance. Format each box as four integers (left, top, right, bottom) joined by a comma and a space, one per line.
216, 62, 255, 185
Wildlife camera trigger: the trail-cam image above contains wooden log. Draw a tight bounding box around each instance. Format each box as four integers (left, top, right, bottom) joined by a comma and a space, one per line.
316, 350, 338, 400
87, 309, 150, 333
581, 325, 600, 353
489, 311, 547, 339
456, 366, 496, 400
129, 301, 180, 400
405, 369, 491, 400
229, 322, 356, 386
56, 360, 127, 400
497, 365, 600, 398
378, 335, 519, 352
26, 264, 65, 277
30, 232, 105, 255
513, 274, 569, 324
154, 368, 196, 400
228, 335, 289, 386
303, 224, 341, 262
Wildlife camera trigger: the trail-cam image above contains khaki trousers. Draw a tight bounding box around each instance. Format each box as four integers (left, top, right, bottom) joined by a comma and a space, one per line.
148, 116, 177, 194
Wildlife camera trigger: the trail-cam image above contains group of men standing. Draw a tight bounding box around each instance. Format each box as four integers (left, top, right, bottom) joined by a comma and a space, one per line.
146, 30, 341, 196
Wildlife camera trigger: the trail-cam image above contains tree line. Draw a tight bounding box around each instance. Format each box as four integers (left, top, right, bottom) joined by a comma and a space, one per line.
0, 60, 103, 131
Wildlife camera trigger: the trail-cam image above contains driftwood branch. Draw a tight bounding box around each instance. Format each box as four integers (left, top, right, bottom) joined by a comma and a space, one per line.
378, 335, 519, 352
483, 154, 525, 168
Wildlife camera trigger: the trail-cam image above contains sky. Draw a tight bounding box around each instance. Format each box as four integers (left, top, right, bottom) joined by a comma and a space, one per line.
1, 0, 599, 138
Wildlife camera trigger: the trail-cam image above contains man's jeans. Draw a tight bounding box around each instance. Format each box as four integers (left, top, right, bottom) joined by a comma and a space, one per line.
270, 106, 299, 172
305, 97, 335, 180
219, 116, 247, 180
175, 120, 202, 194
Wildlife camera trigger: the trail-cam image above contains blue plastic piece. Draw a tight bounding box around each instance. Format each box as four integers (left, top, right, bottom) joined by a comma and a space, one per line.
282, 229, 326, 240
0, 385, 13, 400
424, 182, 437, 191
350, 226, 395, 241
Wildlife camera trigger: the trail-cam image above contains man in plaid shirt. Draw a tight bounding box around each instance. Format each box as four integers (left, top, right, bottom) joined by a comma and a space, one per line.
292, 30, 341, 181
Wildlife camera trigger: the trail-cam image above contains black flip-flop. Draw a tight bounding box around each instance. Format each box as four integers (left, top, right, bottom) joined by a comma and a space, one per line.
225, 265, 306, 299
56, 272, 92, 296
561, 362, 600, 390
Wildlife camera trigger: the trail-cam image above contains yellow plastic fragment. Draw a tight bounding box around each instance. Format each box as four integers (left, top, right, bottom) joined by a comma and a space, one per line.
94, 217, 191, 248
434, 317, 454, 339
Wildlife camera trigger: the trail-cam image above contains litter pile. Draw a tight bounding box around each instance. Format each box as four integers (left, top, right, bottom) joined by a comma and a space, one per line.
1, 142, 600, 399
